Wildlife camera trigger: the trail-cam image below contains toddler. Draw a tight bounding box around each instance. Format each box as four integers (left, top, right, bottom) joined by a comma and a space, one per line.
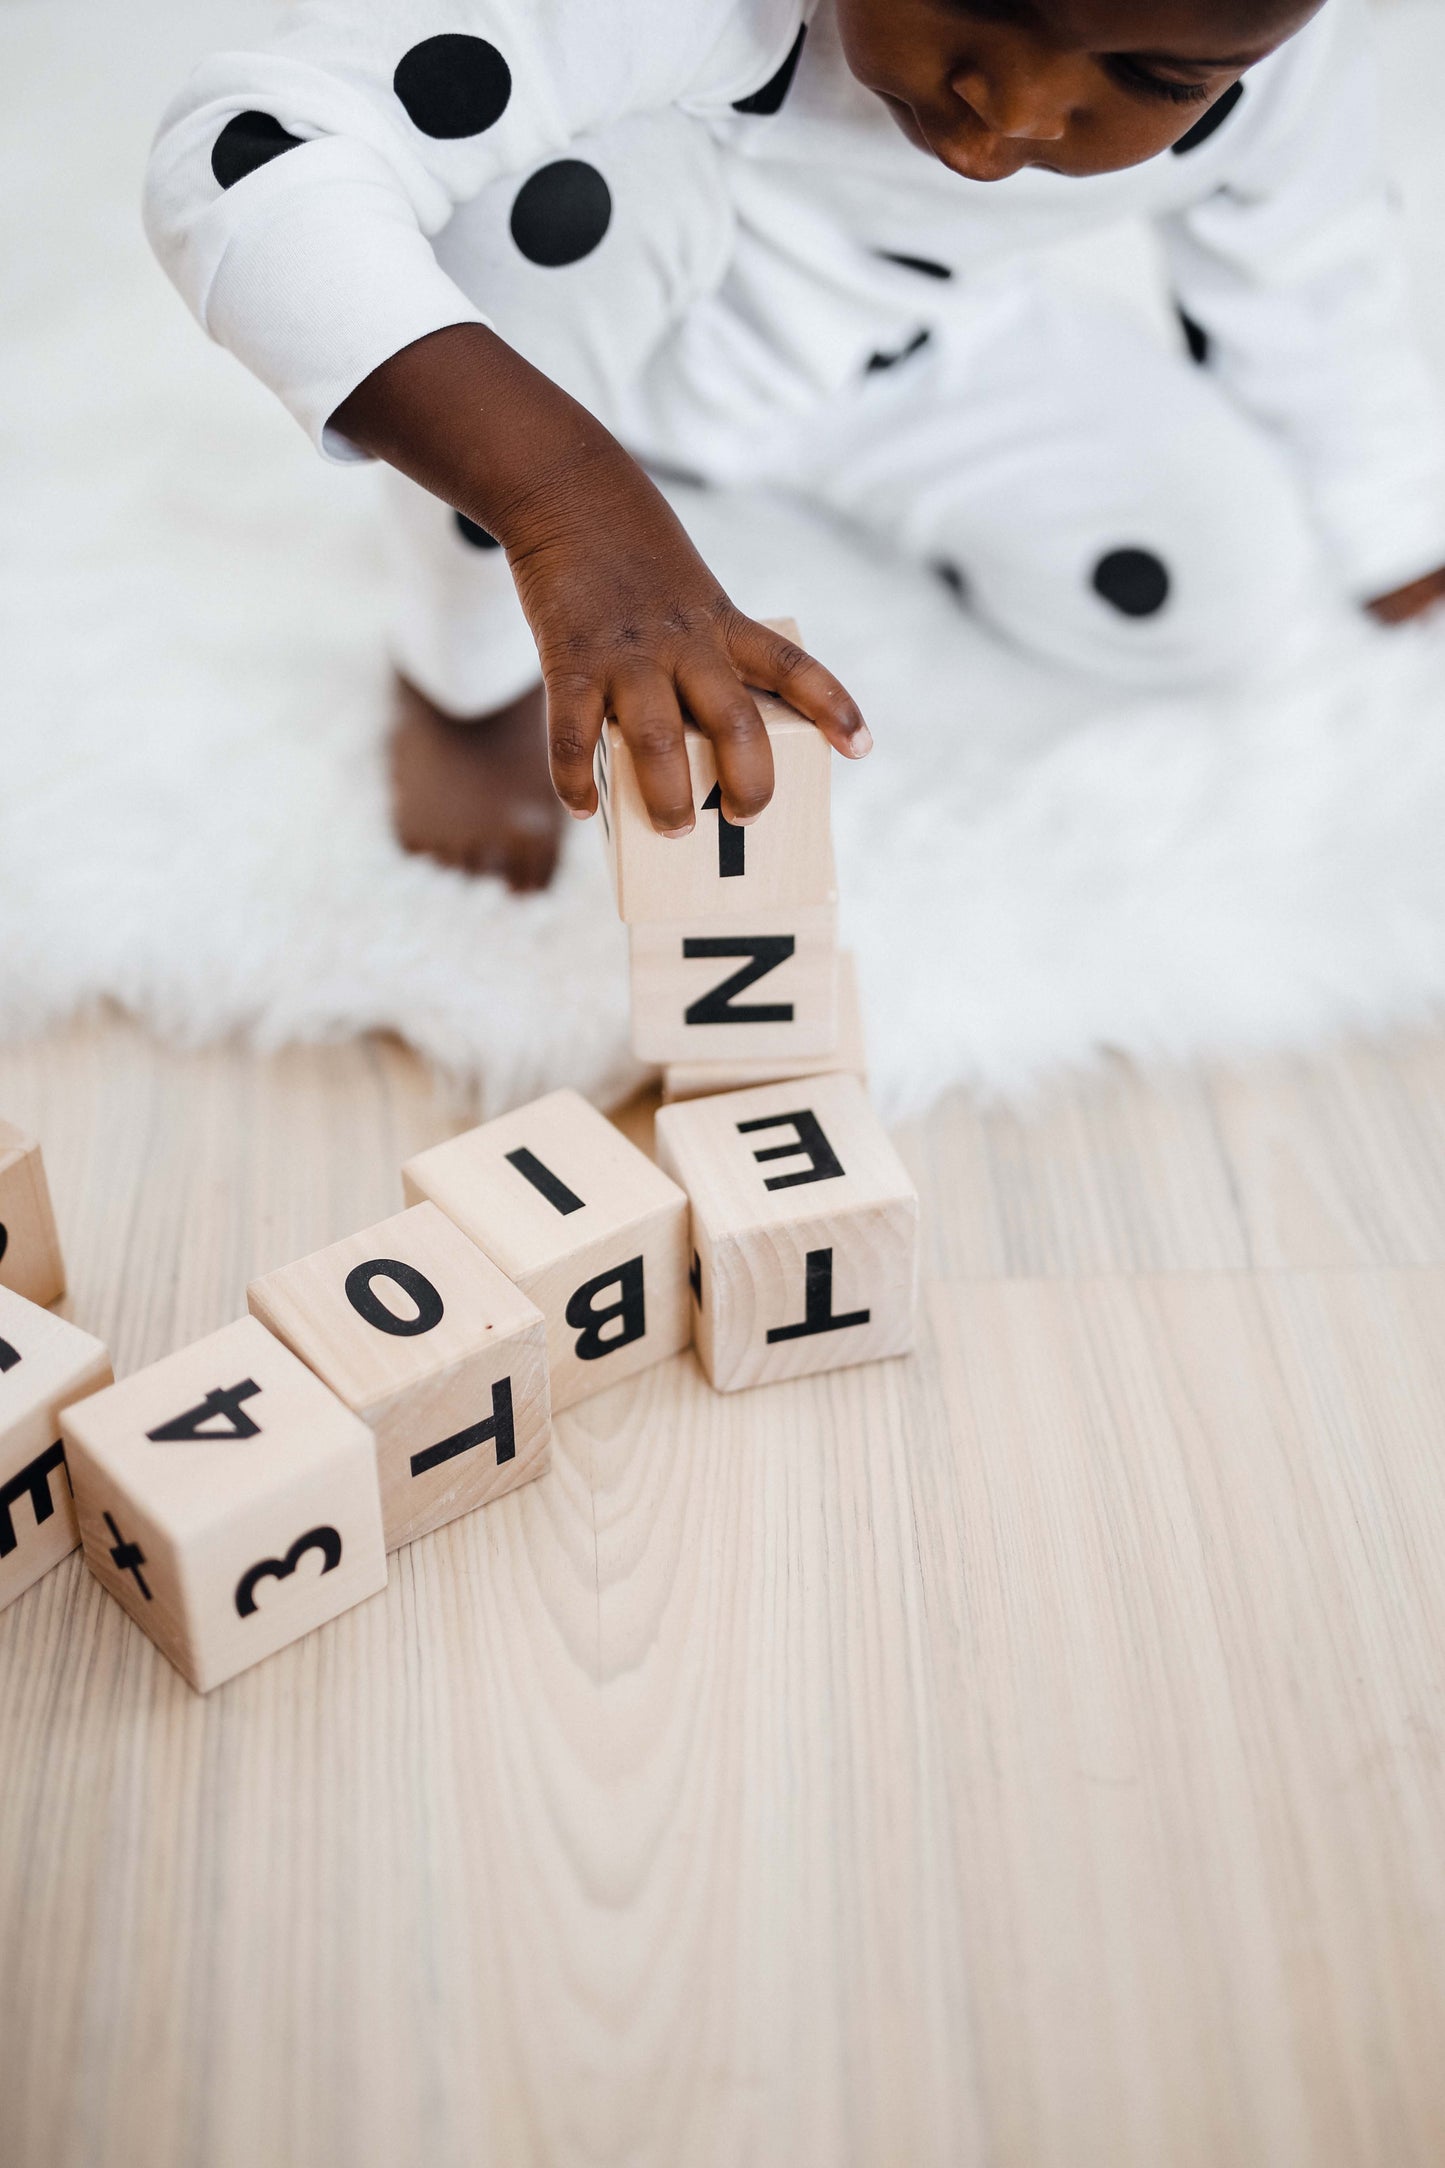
146, 0, 1445, 889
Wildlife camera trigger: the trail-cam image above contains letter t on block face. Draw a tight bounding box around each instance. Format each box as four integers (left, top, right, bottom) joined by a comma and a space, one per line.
654, 1073, 919, 1393
61, 1315, 387, 1693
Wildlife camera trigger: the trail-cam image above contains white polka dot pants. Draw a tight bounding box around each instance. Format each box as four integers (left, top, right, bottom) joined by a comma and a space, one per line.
383, 117, 1326, 715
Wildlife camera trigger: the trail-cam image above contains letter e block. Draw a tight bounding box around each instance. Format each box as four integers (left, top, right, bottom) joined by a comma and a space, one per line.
403, 1089, 689, 1412
62, 1315, 386, 1693
0, 1120, 66, 1308
248, 1202, 549, 1552
655, 1073, 918, 1392
629, 900, 839, 1064
662, 951, 867, 1103
0, 1286, 111, 1612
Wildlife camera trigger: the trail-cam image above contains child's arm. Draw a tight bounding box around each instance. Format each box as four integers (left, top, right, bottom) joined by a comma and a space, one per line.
331, 323, 869, 828
1161, 0, 1445, 622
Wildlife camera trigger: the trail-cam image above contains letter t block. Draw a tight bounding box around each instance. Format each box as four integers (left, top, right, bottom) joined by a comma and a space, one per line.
654, 1073, 919, 1392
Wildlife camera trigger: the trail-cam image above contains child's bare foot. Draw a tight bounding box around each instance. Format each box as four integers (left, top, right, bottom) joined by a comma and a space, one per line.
389, 672, 563, 892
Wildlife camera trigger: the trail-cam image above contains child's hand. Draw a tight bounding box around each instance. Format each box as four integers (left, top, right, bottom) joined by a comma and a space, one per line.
1368, 567, 1445, 626
331, 325, 871, 834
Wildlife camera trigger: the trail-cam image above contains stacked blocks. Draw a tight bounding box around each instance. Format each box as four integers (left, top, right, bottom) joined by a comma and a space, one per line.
8, 608, 918, 1689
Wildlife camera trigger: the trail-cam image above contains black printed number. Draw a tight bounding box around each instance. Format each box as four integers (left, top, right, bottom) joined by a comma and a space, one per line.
147, 1379, 262, 1443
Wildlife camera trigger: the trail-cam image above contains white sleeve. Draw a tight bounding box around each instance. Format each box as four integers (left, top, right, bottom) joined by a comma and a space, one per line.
1160, 0, 1445, 601
143, 0, 796, 461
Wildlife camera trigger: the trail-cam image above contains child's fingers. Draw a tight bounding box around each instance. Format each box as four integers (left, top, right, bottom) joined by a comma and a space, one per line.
726, 617, 874, 759
611, 663, 696, 836
673, 647, 775, 826
545, 670, 606, 817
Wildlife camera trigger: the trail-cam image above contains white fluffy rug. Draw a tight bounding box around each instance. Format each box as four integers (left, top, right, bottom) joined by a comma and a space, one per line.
4, 0, 1445, 1117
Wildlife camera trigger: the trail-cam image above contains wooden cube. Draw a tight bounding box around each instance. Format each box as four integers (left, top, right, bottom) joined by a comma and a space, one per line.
662, 950, 867, 1103
62, 1315, 386, 1693
629, 899, 839, 1064
593, 616, 833, 921
248, 1202, 550, 1553
0, 1120, 65, 1309
0, 1286, 111, 1613
403, 1089, 690, 1413
654, 1072, 918, 1393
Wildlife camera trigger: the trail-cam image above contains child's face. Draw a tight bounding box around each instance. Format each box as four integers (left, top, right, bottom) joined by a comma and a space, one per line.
833, 0, 1325, 180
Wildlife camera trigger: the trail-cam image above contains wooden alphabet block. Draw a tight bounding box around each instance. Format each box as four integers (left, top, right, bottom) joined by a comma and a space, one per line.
654, 1073, 918, 1393
0, 1286, 111, 1613
629, 900, 839, 1064
403, 1088, 690, 1412
0, 1120, 65, 1308
662, 950, 867, 1103
248, 1202, 550, 1552
62, 1315, 386, 1693
593, 617, 833, 923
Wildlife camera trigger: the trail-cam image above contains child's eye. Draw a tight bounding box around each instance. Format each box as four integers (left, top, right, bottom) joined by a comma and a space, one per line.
1105, 56, 1213, 106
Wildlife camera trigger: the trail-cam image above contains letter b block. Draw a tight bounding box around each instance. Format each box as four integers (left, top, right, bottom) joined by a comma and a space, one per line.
655, 1073, 919, 1392
0, 1286, 111, 1612
403, 1089, 690, 1412
62, 1315, 386, 1692
248, 1203, 550, 1551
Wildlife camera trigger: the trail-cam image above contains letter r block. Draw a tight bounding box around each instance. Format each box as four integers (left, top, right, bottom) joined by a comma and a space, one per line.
402, 1089, 690, 1412
247, 1202, 550, 1552
0, 1286, 111, 1613
654, 1073, 919, 1393
61, 1315, 387, 1693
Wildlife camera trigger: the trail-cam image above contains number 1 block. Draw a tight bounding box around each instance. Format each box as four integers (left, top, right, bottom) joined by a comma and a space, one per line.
0, 1121, 65, 1309
0, 1286, 111, 1613
655, 1073, 919, 1393
62, 1315, 387, 1693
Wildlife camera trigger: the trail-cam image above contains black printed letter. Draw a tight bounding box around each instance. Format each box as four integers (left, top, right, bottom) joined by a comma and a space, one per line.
506, 1147, 584, 1215
566, 1255, 646, 1361
766, 1249, 871, 1343
0, 1440, 68, 1557
410, 1374, 517, 1475
344, 1258, 444, 1336
683, 937, 794, 1027
736, 1108, 844, 1191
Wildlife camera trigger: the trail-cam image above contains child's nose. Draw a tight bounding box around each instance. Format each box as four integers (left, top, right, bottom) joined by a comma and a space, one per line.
949, 55, 1073, 142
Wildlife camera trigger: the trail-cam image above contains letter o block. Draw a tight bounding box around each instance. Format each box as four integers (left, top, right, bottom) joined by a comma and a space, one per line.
62, 1315, 386, 1693
247, 1203, 550, 1551
0, 1286, 111, 1612
403, 1090, 690, 1412
655, 1073, 919, 1393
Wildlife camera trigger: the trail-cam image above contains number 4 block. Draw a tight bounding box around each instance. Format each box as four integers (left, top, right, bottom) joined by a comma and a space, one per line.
62, 1315, 387, 1692
655, 1073, 919, 1392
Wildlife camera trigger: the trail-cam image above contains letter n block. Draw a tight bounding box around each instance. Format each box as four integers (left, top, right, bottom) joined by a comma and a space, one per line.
654, 1073, 918, 1392
247, 1203, 550, 1552
403, 1089, 689, 1412
61, 1315, 386, 1693
0, 1286, 111, 1613
0, 1120, 66, 1308
629, 900, 839, 1064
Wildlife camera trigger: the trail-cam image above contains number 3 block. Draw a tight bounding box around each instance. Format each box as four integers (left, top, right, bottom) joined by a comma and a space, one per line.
655, 1073, 919, 1393
248, 1202, 550, 1552
403, 1089, 690, 1412
61, 1315, 387, 1692
0, 1286, 111, 1613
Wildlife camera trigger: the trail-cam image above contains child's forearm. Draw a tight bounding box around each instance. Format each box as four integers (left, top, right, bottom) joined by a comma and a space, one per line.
330, 325, 869, 833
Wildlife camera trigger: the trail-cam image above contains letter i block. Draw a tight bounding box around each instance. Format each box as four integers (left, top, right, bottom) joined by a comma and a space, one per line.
403, 1089, 690, 1412
654, 1072, 919, 1392
629, 899, 839, 1064
248, 1202, 550, 1552
0, 1286, 111, 1613
662, 951, 867, 1103
0, 1120, 66, 1308
61, 1315, 387, 1693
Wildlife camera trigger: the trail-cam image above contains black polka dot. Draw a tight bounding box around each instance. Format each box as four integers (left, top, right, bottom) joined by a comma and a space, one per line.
394, 34, 511, 139
454, 512, 500, 550
1172, 80, 1244, 156
1093, 549, 1171, 619
733, 25, 806, 114
212, 112, 304, 190
934, 560, 968, 601
1178, 307, 1211, 367
865, 327, 932, 374
876, 250, 953, 282
510, 160, 612, 266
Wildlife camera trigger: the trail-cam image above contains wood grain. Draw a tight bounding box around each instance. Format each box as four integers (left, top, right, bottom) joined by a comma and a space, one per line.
2, 1016, 1445, 2164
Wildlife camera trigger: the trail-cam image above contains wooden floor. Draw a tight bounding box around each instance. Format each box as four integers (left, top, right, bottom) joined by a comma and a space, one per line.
4, 1015, 1445, 2168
